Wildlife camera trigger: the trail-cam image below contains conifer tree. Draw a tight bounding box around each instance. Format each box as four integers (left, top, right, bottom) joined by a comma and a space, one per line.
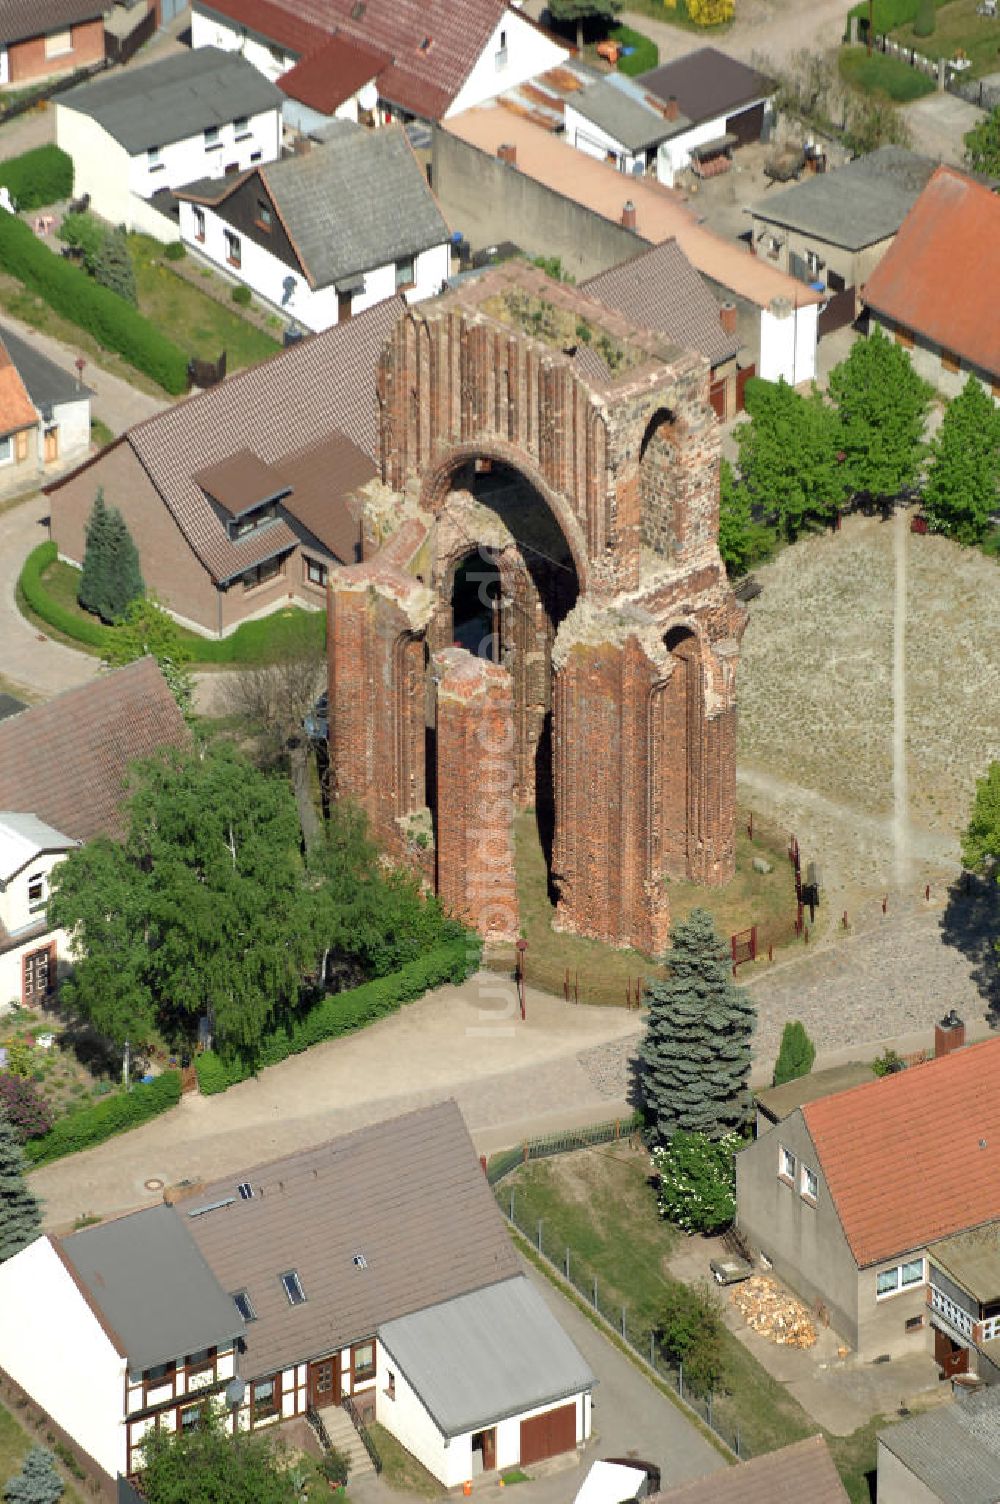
0, 1112, 41, 1263
773, 1020, 816, 1086
77, 488, 110, 619
4, 1446, 64, 1504
93, 227, 137, 305
102, 507, 145, 623
923, 375, 1000, 545
639, 908, 756, 1147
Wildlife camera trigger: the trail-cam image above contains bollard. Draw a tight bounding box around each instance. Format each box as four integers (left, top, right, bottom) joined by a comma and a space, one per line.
842, 911, 849, 929
882, 895, 888, 915
804, 924, 809, 944
747, 811, 753, 840
925, 884, 931, 901
768, 944, 773, 963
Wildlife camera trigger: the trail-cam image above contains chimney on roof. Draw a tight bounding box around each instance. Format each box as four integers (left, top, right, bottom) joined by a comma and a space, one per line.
935, 1010, 965, 1059
719, 301, 737, 335
621, 199, 637, 231
497, 142, 517, 167
662, 95, 679, 121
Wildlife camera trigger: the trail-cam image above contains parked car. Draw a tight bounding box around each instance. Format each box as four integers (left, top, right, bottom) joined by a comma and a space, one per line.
710, 1254, 753, 1286
574, 1460, 655, 1504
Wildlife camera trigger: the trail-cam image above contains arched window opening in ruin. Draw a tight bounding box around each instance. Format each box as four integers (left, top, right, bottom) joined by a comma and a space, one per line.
640, 408, 684, 561
451, 550, 501, 662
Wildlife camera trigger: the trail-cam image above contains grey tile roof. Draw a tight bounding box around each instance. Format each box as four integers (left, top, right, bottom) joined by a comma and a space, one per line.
639, 48, 771, 125
379, 1275, 595, 1437
74, 296, 405, 584
59, 1203, 243, 1374
58, 47, 282, 155
259, 127, 450, 290
747, 146, 937, 251
581, 238, 738, 369
182, 1100, 521, 1380
1, 0, 103, 45
568, 74, 687, 152
0, 659, 190, 842
0, 324, 91, 418
878, 1387, 1000, 1504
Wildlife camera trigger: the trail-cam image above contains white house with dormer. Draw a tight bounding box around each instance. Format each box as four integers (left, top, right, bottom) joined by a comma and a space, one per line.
0, 813, 77, 1013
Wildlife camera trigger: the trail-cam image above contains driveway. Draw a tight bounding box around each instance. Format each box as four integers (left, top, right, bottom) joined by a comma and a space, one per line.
903, 90, 984, 165
30, 979, 645, 1229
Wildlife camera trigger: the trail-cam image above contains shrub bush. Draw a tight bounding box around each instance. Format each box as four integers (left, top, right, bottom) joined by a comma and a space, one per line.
0, 211, 188, 392
0, 145, 72, 210
20, 542, 112, 649
196, 938, 480, 1094
0, 1073, 54, 1141
163, 241, 186, 261
24, 1071, 182, 1166
231, 284, 252, 305
57, 210, 107, 273
773, 1020, 816, 1086
658, 1282, 727, 1397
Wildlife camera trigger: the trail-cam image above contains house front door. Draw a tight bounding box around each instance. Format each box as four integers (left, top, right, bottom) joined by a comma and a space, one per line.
934, 1325, 969, 1379
308, 1355, 340, 1410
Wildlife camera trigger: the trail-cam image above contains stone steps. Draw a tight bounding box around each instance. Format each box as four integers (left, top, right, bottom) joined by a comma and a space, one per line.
315, 1402, 376, 1478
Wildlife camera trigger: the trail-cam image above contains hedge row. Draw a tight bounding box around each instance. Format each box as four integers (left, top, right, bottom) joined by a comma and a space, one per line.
0, 210, 188, 393
20, 541, 111, 648
25, 1071, 182, 1167
0, 145, 73, 211
196, 939, 481, 1095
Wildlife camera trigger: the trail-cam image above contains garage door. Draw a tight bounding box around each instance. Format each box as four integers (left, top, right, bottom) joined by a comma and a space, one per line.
519, 1403, 577, 1466
727, 102, 765, 146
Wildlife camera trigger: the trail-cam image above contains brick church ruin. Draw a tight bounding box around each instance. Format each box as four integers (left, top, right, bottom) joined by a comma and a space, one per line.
327, 265, 745, 953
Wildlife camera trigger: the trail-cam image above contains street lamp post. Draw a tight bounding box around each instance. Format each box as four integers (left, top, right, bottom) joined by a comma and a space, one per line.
515, 939, 528, 1021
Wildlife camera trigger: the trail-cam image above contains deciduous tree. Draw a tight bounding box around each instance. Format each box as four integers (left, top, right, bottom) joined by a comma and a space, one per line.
104, 596, 191, 713
548, 0, 621, 51
964, 104, 1000, 176
0, 1112, 41, 1262
923, 375, 1000, 545
773, 1019, 816, 1086
657, 1282, 726, 1396
639, 908, 755, 1146
963, 762, 1000, 875
138, 1404, 297, 1504
736, 378, 847, 539
717, 456, 774, 575
828, 325, 931, 502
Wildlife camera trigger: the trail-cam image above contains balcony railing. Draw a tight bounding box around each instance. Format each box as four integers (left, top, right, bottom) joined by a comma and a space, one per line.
930, 1283, 975, 1340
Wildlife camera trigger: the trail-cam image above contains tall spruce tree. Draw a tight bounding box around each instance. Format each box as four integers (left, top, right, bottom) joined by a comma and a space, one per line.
4, 1447, 64, 1504
0, 1112, 41, 1262
77, 488, 110, 619
640, 908, 756, 1147
102, 507, 145, 623
923, 375, 1000, 545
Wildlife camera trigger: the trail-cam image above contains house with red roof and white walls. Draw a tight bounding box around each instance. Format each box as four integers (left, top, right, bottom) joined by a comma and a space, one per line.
737, 1022, 1000, 1379
190, 0, 569, 128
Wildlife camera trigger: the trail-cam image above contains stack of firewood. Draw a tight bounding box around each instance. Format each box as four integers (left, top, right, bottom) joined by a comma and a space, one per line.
730, 1276, 817, 1348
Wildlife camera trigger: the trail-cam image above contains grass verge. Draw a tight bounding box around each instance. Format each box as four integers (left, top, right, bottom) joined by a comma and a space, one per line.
0, 1402, 87, 1504
892, 0, 1000, 76
366, 1423, 442, 1499
838, 45, 937, 98
0, 271, 164, 398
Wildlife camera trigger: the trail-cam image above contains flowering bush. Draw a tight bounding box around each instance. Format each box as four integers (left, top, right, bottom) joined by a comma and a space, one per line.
651, 1130, 740, 1235
0, 1071, 54, 1141
4, 1039, 33, 1078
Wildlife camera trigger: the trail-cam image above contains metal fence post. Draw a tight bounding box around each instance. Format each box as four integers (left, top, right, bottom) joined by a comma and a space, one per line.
621, 1306, 626, 1340
592, 1276, 598, 1308
649, 1332, 655, 1368
564, 1247, 570, 1280
735, 1429, 741, 1459
536, 1219, 543, 1252
707, 1392, 713, 1429
678, 1362, 683, 1401
509, 1189, 514, 1221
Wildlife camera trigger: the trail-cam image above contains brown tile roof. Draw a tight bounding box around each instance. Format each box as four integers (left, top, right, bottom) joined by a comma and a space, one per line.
639, 48, 772, 127
51, 297, 405, 585
0, 344, 38, 437
194, 449, 290, 519
0, 659, 190, 842
197, 0, 528, 120
581, 238, 739, 370
651, 1436, 848, 1503
802, 1038, 1000, 1267
861, 166, 1000, 379
1, 0, 104, 46
196, 0, 327, 62
278, 34, 389, 114
279, 431, 375, 562
181, 1100, 520, 1379
443, 110, 824, 311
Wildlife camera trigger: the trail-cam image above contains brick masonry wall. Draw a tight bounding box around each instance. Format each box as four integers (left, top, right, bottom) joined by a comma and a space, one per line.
9, 20, 104, 84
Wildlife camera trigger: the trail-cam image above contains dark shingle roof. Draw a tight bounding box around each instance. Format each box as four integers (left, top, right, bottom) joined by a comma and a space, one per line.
257, 128, 450, 289
568, 74, 687, 152
639, 47, 771, 125
0, 323, 92, 419
59, 1204, 243, 1373
0, 659, 190, 842
748, 147, 937, 251
51, 297, 405, 584
581, 238, 738, 368
58, 47, 282, 154
182, 1100, 521, 1379
1, 0, 103, 45
878, 1387, 1000, 1504
651, 1436, 849, 1503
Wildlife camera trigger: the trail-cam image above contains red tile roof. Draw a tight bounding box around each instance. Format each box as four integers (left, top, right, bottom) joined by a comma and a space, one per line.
0, 659, 190, 843
802, 1038, 1000, 1267
862, 166, 1000, 380
651, 1436, 848, 1503
198, 0, 326, 61
278, 33, 388, 114
0, 344, 38, 437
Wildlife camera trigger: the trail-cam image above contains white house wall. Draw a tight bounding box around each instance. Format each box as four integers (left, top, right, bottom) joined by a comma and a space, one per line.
563, 106, 643, 174
0, 925, 72, 1013
127, 106, 280, 200
48, 394, 91, 465
56, 108, 132, 226
759, 299, 817, 385
446, 10, 568, 117
191, 9, 295, 82
0, 1237, 127, 1478
657, 104, 766, 187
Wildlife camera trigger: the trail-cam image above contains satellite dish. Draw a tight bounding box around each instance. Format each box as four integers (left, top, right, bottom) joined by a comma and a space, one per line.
281, 275, 297, 307
225, 1377, 246, 1408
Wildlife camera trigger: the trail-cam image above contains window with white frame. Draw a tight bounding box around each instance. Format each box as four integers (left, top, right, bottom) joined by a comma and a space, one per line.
193, 207, 205, 243
233, 115, 249, 138
0, 435, 12, 465
44, 28, 72, 57
148, 146, 163, 172
204, 125, 221, 150
27, 873, 45, 911
876, 1258, 925, 1298
778, 1145, 796, 1183
800, 1164, 818, 1201
394, 255, 415, 291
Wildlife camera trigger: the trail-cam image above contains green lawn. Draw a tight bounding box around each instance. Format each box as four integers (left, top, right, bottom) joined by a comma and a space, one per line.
498, 1148, 881, 1502
366, 1424, 442, 1499
0, 1403, 87, 1504
129, 234, 279, 371
838, 45, 937, 98
894, 0, 1000, 74
610, 24, 659, 75
485, 809, 797, 1005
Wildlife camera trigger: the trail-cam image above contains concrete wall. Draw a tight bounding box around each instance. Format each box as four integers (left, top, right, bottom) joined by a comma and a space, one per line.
869, 314, 999, 402
7, 19, 103, 85
877, 1439, 944, 1504
432, 127, 642, 280
737, 1112, 860, 1347
858, 1255, 931, 1361
0, 1237, 127, 1478
446, 9, 567, 117
750, 215, 891, 293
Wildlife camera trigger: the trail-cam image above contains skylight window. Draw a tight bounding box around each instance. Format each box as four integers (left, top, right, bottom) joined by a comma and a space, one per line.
233, 1290, 257, 1322
280, 1270, 306, 1306
237, 1182, 254, 1200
